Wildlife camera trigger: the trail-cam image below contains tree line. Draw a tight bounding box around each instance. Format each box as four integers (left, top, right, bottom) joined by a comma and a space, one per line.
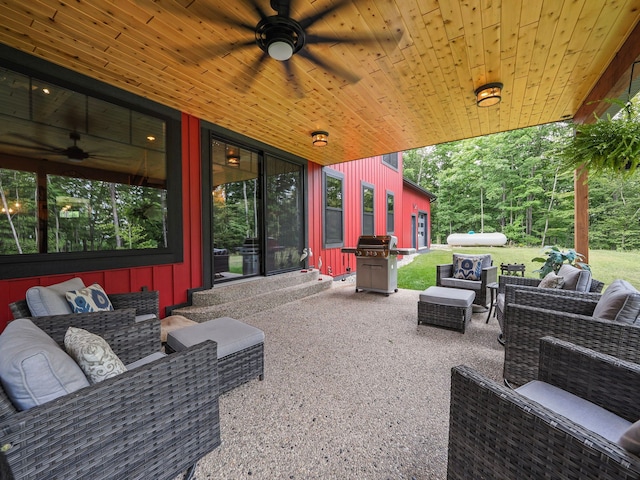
402, 118, 640, 251
0, 169, 166, 255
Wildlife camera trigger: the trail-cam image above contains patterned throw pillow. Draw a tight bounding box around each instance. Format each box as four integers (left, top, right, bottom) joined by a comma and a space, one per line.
538, 272, 565, 289
64, 327, 127, 384
453, 256, 483, 281
65, 283, 114, 313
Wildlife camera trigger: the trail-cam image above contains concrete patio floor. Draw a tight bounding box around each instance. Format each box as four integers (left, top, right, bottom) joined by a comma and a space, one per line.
181, 278, 504, 479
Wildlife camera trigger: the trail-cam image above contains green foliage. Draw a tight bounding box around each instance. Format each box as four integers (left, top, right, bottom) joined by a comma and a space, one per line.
402, 118, 640, 251
403, 123, 575, 247
561, 99, 640, 178
0, 168, 167, 255
531, 246, 590, 278
398, 247, 640, 291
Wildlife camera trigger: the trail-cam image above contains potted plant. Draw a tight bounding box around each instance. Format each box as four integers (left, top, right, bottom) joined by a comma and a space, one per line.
560, 99, 640, 177
532, 246, 590, 279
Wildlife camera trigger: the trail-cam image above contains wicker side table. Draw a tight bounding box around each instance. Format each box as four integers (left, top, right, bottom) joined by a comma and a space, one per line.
417, 286, 475, 333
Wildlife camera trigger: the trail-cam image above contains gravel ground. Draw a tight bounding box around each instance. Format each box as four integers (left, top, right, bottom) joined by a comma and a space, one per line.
181, 279, 504, 480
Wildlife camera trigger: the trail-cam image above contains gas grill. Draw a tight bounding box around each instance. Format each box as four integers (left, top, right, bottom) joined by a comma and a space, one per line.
341, 235, 415, 295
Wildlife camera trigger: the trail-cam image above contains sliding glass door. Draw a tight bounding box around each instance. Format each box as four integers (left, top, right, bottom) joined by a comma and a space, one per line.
209, 137, 304, 283
211, 140, 261, 280
265, 154, 304, 273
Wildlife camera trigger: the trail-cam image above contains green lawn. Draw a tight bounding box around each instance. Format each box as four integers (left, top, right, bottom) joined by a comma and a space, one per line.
397, 246, 640, 291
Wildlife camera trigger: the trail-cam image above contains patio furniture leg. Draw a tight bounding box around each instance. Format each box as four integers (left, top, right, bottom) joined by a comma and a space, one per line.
183, 464, 196, 480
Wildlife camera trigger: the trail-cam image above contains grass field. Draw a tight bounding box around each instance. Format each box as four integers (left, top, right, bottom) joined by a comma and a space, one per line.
397, 246, 640, 291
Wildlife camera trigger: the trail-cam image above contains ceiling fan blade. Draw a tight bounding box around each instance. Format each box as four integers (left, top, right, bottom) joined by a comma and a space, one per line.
187, 39, 257, 62
5, 133, 60, 151
242, 0, 270, 21
0, 140, 57, 154
297, 49, 360, 83
299, 0, 351, 30
223, 16, 260, 33
231, 52, 270, 93
282, 60, 304, 98
306, 33, 395, 45
270, 0, 291, 17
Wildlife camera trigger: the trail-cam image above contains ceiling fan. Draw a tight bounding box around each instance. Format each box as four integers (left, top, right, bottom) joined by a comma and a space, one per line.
195, 0, 398, 92
1, 131, 102, 162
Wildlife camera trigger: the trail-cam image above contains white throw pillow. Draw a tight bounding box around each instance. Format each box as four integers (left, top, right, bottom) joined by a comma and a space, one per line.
64, 327, 127, 384
619, 419, 640, 454
538, 272, 565, 289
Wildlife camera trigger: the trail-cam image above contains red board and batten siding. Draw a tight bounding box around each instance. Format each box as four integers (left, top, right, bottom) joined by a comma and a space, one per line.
401, 183, 433, 250
307, 154, 408, 279
0, 113, 204, 330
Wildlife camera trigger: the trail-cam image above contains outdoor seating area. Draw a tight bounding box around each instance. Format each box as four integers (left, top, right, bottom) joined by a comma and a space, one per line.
0, 279, 264, 479
0, 303, 221, 479
500, 277, 640, 387
449, 337, 640, 479
3, 270, 640, 478
2, 2, 640, 479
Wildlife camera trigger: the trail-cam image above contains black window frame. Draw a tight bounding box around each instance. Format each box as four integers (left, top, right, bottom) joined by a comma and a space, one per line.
361, 181, 375, 236
200, 122, 308, 287
323, 168, 345, 248
382, 152, 399, 171
0, 45, 183, 280
386, 190, 395, 234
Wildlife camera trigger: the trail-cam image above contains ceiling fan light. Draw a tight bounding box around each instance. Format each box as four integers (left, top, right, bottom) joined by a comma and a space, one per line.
268, 39, 294, 61
312, 131, 329, 147
475, 82, 503, 107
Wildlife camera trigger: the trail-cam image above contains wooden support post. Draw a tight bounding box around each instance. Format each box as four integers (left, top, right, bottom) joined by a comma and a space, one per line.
574, 165, 589, 264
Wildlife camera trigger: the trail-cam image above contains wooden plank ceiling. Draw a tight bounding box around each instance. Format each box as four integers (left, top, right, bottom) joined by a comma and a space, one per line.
1, 0, 640, 166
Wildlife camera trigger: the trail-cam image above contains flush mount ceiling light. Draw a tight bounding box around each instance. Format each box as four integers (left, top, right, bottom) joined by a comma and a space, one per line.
474, 82, 503, 107
226, 154, 240, 168
311, 131, 329, 147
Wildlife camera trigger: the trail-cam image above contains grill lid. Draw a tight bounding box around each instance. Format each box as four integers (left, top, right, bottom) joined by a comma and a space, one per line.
356, 235, 397, 249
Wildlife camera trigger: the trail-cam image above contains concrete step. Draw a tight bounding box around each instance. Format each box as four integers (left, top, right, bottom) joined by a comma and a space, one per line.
191, 269, 320, 306
173, 270, 332, 322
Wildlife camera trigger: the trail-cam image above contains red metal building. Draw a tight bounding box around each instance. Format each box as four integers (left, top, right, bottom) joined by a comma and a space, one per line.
0, 50, 434, 328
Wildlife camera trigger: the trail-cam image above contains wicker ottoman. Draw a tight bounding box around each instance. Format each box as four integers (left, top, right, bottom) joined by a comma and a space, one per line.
166, 316, 265, 394
417, 286, 475, 333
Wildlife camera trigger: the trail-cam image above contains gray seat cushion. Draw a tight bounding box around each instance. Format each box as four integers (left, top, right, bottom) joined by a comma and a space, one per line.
135, 313, 158, 323
25, 277, 86, 316
439, 277, 481, 291
0, 319, 89, 410
167, 317, 265, 359
419, 286, 475, 307
126, 352, 167, 370
592, 279, 640, 324
557, 264, 591, 292
516, 380, 630, 443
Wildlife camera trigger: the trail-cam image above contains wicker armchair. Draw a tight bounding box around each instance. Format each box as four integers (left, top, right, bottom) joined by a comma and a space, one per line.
502, 285, 640, 386
448, 337, 640, 480
436, 254, 498, 307
0, 314, 221, 480
495, 275, 604, 331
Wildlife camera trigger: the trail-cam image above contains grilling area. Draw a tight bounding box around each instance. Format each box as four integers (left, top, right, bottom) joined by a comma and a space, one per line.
341, 235, 416, 296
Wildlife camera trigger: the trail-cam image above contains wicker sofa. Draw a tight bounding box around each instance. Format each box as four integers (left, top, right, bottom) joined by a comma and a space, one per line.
448, 337, 640, 480
2, 293, 221, 479
502, 282, 640, 387
10, 289, 161, 323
